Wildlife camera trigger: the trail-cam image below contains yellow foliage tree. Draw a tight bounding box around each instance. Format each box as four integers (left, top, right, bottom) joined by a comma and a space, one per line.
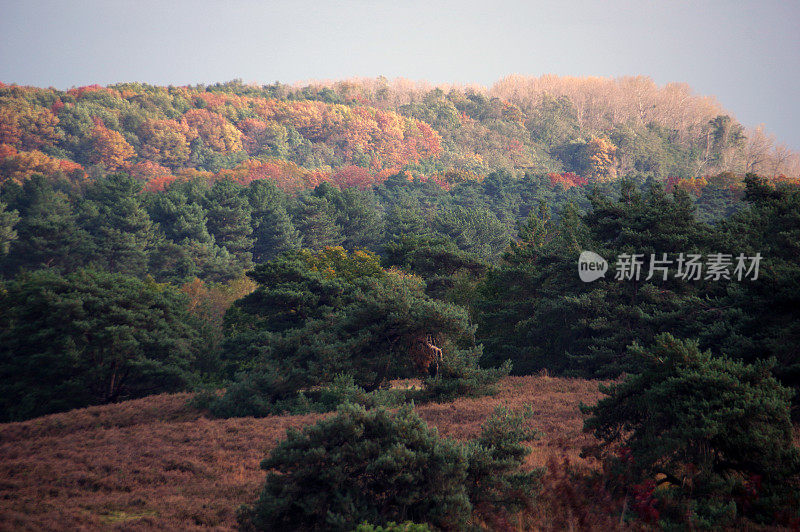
88, 120, 135, 170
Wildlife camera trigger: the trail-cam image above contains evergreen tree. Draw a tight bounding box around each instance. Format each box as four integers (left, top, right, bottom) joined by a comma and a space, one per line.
203, 178, 254, 266
702, 176, 800, 409
383, 234, 487, 303
477, 181, 717, 377
0, 269, 201, 421
0, 200, 19, 255
433, 204, 512, 261
583, 334, 800, 526
210, 247, 506, 417
146, 186, 214, 245
80, 172, 156, 276
312, 183, 384, 250
292, 192, 344, 249
240, 403, 542, 531
240, 404, 473, 531
2, 175, 91, 275
247, 180, 301, 263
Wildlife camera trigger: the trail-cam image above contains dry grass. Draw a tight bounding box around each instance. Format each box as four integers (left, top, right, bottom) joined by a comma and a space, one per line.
0, 376, 606, 531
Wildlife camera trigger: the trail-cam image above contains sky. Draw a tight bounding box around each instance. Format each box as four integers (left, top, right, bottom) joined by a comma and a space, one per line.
2, 0, 799, 150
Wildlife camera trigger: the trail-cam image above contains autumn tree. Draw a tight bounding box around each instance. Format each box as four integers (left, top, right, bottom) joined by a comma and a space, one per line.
181, 109, 242, 153
137, 119, 194, 169
87, 118, 135, 170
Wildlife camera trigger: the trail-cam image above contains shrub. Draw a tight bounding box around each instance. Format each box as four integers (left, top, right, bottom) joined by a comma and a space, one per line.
465, 404, 543, 526
238, 404, 472, 531
195, 373, 416, 418
239, 404, 542, 531
0, 268, 200, 421
353, 522, 432, 532
582, 333, 800, 526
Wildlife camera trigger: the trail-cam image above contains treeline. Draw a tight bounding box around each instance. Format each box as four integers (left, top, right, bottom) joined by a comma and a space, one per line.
0, 169, 588, 420
1, 169, 797, 413
280, 75, 800, 178
2, 78, 798, 199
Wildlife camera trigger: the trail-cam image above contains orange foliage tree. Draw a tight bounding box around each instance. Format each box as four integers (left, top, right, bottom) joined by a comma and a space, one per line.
0, 105, 60, 151
0, 146, 86, 184
584, 137, 618, 182
129, 161, 176, 191
88, 119, 135, 170
548, 172, 588, 189
181, 109, 243, 153
137, 119, 196, 169
330, 165, 375, 190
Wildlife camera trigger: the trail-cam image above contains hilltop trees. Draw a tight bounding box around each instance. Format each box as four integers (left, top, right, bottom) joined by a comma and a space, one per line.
87, 119, 135, 170
4, 77, 798, 194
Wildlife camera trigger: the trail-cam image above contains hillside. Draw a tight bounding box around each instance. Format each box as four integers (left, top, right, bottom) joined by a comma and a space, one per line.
0, 376, 606, 531
1, 76, 798, 197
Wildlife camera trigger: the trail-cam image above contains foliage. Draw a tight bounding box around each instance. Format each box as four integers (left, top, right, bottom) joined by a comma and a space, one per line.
702, 175, 800, 409
238, 403, 541, 531
582, 334, 800, 526
353, 522, 432, 532
0, 268, 201, 421
476, 180, 717, 378
206, 247, 505, 417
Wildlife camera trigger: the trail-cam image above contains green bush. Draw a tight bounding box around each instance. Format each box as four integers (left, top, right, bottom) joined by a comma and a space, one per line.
195, 373, 416, 418
239, 404, 542, 531
0, 268, 201, 421
582, 334, 800, 526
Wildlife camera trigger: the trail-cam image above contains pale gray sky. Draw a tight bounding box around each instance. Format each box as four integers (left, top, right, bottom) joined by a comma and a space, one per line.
2, 0, 799, 149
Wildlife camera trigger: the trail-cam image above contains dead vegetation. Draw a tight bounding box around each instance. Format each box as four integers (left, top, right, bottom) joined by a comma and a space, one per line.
0, 376, 608, 530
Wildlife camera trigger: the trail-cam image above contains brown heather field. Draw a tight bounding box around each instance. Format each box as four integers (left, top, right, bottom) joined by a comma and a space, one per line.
0, 376, 625, 531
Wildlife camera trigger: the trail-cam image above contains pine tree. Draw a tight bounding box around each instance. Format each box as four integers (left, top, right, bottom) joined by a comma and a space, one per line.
203, 178, 254, 266
210, 248, 506, 416
292, 193, 344, 250
247, 180, 301, 263
80, 172, 156, 276
240, 403, 542, 531
702, 176, 800, 409
2, 175, 91, 274
312, 183, 384, 250
240, 404, 473, 531
146, 186, 214, 245
0, 268, 201, 421
583, 334, 800, 526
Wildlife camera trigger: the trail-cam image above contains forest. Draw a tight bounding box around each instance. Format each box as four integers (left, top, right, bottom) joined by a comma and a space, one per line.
1, 76, 799, 530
